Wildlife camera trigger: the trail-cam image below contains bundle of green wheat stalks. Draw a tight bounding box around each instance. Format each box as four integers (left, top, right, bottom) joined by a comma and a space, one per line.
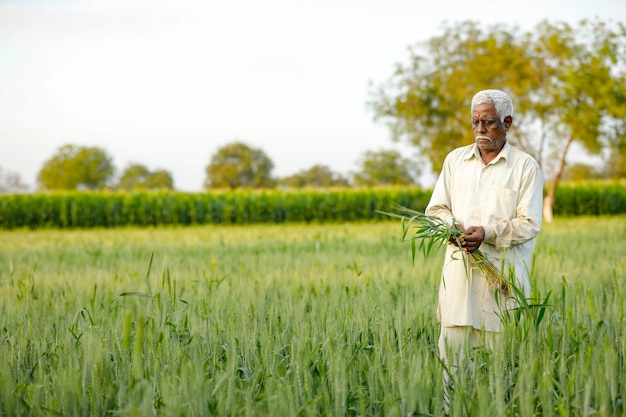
378, 205, 509, 296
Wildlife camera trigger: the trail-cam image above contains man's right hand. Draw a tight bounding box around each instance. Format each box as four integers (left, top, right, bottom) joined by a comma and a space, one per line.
450, 222, 466, 247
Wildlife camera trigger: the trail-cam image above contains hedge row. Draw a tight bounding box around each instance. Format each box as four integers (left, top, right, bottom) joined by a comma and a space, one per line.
0, 188, 431, 229
1, 181, 624, 230
552, 180, 626, 216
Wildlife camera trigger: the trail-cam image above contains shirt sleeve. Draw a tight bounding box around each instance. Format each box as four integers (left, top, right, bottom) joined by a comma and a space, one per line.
425, 154, 455, 226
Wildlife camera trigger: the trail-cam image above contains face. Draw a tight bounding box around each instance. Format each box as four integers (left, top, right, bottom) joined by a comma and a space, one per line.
471, 102, 511, 153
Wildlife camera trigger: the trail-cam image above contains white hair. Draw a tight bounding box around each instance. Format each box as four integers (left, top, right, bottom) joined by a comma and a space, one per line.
471, 89, 514, 122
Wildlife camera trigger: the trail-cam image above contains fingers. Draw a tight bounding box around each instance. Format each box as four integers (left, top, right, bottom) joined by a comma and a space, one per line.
450, 224, 484, 252
460, 226, 485, 253
449, 222, 465, 246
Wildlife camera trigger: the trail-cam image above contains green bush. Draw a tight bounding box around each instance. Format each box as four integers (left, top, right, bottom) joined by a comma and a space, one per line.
0, 188, 431, 230
1, 180, 625, 229
552, 180, 626, 216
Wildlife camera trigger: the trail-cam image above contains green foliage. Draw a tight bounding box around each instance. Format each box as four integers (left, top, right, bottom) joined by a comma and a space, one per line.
37, 144, 115, 191
1, 182, 626, 229
352, 149, 418, 187
552, 180, 626, 215
0, 218, 624, 415
368, 19, 626, 180
118, 163, 150, 190
145, 169, 174, 190
562, 162, 605, 182
369, 21, 536, 171
205, 141, 276, 189
118, 163, 174, 191
534, 20, 626, 160
281, 164, 349, 188
379, 205, 508, 294
0, 187, 431, 229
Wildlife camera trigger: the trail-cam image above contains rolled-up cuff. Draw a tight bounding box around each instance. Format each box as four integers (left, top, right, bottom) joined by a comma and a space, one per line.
483, 224, 496, 245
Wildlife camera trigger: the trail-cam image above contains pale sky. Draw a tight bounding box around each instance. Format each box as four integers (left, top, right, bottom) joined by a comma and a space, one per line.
1, 0, 624, 191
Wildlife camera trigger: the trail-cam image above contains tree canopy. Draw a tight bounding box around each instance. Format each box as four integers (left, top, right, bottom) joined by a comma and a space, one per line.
205, 141, 275, 189
37, 144, 115, 191
351, 149, 418, 187
118, 163, 174, 191
368, 18, 626, 209
281, 164, 349, 188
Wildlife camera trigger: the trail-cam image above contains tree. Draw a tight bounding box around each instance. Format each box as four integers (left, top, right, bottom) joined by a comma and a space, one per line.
351, 149, 418, 187
118, 163, 150, 191
281, 164, 349, 188
368, 19, 626, 220
37, 144, 115, 191
530, 20, 626, 219
118, 163, 174, 191
368, 21, 536, 171
205, 141, 275, 189
145, 169, 174, 190
605, 141, 626, 179
561, 163, 604, 182
0, 167, 29, 194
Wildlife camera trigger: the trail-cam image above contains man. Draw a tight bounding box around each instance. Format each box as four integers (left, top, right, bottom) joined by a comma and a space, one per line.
425, 89, 544, 409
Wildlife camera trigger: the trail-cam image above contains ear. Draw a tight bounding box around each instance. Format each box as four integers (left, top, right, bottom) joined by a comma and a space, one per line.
503, 116, 513, 131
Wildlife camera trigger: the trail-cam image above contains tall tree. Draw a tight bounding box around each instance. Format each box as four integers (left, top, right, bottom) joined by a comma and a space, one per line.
352, 149, 418, 187
0, 167, 29, 194
204, 141, 275, 189
281, 164, 349, 188
118, 163, 174, 191
369, 19, 626, 219
37, 144, 114, 191
368, 21, 536, 171
530, 20, 626, 219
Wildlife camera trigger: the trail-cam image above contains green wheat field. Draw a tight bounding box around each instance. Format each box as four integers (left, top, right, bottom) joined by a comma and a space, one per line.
1, 216, 624, 416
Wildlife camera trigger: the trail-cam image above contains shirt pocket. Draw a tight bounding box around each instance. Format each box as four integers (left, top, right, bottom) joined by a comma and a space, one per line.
484, 186, 518, 221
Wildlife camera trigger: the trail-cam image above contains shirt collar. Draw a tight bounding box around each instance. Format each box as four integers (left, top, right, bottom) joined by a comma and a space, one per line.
464, 141, 511, 165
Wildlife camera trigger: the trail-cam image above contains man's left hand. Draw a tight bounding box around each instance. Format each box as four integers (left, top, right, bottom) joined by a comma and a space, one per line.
461, 226, 485, 253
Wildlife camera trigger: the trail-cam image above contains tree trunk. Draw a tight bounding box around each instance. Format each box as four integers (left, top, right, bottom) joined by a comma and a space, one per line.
543, 134, 575, 223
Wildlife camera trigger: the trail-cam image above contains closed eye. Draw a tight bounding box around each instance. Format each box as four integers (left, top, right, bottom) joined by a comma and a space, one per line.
471, 119, 498, 129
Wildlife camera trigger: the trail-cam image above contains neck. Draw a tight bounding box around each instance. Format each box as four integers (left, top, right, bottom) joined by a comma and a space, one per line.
478, 142, 506, 165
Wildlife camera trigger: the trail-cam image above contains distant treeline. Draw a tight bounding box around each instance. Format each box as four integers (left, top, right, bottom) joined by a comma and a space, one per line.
1, 181, 625, 229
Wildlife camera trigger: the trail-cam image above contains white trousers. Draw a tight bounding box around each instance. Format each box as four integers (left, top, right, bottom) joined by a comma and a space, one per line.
438, 326, 499, 414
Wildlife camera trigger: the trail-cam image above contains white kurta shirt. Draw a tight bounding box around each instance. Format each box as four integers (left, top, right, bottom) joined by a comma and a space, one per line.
426, 142, 544, 332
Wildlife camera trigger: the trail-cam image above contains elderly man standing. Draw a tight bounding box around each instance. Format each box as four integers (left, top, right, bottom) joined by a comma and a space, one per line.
425, 89, 544, 410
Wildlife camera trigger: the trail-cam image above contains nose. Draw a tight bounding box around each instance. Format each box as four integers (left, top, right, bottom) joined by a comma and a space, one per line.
474, 121, 486, 132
